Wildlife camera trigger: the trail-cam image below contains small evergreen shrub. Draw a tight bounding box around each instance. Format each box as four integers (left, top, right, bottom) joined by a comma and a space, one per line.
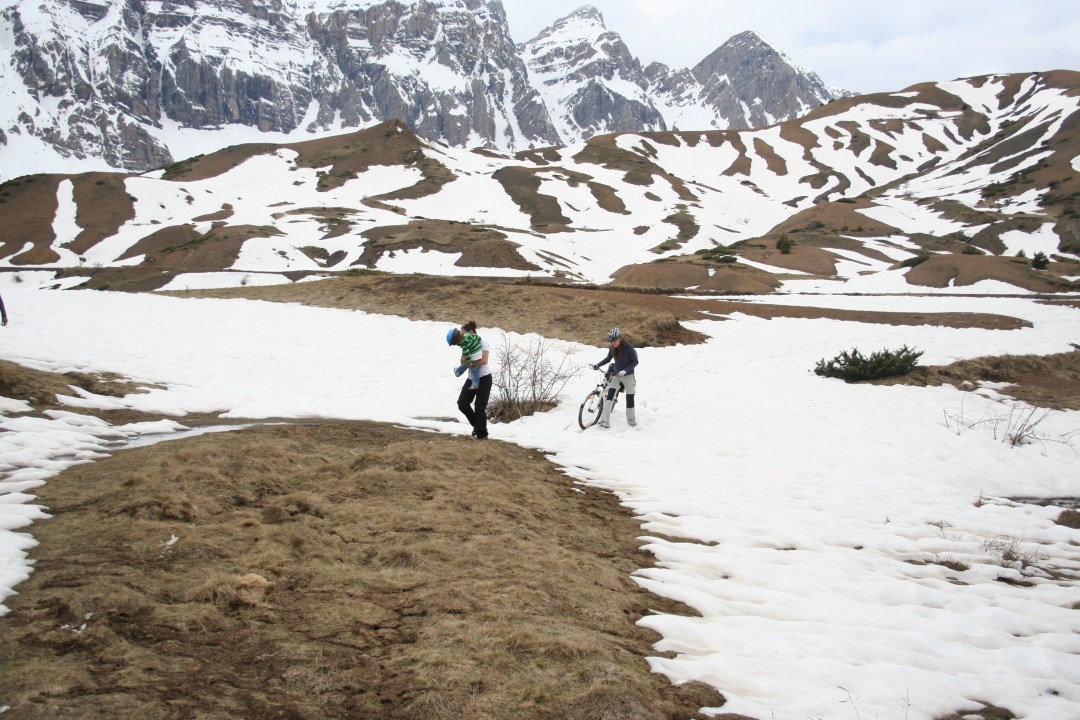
1032, 251, 1050, 270
776, 234, 794, 254
814, 345, 923, 381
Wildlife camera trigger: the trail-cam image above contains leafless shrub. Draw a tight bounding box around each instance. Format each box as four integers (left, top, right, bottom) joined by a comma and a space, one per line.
488, 335, 581, 423
983, 534, 1045, 569
928, 519, 953, 537
943, 399, 1076, 453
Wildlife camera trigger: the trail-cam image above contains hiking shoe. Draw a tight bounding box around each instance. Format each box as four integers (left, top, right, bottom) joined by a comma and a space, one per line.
598, 421, 610, 428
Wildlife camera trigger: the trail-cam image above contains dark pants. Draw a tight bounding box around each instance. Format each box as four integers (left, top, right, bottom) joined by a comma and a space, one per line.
457, 374, 492, 439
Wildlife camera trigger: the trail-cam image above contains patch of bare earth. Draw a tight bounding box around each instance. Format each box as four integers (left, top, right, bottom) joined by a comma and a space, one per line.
0, 422, 722, 719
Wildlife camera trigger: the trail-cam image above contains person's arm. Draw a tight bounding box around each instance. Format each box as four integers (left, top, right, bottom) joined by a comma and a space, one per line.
0, 294, 7, 326
474, 338, 491, 367
622, 345, 639, 373
593, 350, 613, 369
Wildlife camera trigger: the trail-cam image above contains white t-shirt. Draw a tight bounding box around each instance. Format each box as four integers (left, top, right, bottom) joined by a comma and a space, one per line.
470, 337, 493, 378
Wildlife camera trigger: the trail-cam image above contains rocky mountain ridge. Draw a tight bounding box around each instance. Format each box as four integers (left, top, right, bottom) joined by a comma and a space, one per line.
1, 71, 1077, 297
0, 0, 845, 179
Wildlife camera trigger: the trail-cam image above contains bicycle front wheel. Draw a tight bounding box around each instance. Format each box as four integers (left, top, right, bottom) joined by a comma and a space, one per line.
578, 389, 603, 429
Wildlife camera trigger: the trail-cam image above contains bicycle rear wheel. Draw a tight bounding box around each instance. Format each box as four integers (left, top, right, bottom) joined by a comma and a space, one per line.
578, 389, 603, 429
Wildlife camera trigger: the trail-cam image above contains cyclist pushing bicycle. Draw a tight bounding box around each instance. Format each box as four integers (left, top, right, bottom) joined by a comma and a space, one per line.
591, 327, 639, 428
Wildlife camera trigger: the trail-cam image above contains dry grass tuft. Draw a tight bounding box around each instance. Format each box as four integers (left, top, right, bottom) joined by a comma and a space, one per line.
1057, 509, 1080, 529
185, 572, 274, 608
402, 690, 464, 720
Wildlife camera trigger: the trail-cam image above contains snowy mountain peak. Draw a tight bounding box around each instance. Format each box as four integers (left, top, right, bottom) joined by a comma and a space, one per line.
680, 28, 842, 128
721, 29, 769, 49
555, 4, 606, 28
520, 4, 615, 56
520, 2, 661, 144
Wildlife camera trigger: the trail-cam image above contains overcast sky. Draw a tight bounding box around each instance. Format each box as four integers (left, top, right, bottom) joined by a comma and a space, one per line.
499, 0, 1080, 95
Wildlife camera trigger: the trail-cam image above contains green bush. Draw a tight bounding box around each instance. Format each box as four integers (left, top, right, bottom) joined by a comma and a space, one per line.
776, 234, 794, 254
1032, 251, 1050, 270
814, 345, 924, 381
900, 255, 929, 268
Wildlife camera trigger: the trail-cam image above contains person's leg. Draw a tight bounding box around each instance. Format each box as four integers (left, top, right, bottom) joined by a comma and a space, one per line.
472, 375, 492, 438
468, 364, 481, 389
622, 374, 637, 426
457, 379, 479, 434
598, 375, 619, 426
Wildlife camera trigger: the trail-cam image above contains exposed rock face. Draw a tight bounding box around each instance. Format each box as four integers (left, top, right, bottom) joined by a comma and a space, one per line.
691, 30, 844, 127
648, 30, 847, 131
0, 0, 848, 176
519, 5, 665, 143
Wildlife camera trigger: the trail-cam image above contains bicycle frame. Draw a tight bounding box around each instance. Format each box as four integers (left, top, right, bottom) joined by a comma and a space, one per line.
578, 367, 620, 430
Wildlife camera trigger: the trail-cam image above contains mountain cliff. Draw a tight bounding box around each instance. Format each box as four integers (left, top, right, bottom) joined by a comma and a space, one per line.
0, 0, 847, 178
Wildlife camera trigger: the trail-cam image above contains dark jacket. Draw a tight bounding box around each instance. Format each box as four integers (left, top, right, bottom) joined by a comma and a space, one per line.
595, 341, 638, 375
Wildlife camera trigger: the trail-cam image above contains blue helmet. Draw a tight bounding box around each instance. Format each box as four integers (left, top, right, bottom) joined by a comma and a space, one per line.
446, 328, 458, 345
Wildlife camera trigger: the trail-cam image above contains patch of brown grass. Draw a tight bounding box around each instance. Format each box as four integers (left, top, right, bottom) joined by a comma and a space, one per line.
358, 219, 540, 270
0, 175, 63, 265
491, 166, 572, 230
0, 422, 723, 719
881, 349, 1080, 409
68, 173, 137, 255
168, 273, 1033, 351
0, 360, 139, 409
571, 134, 697, 201
904, 254, 1075, 293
